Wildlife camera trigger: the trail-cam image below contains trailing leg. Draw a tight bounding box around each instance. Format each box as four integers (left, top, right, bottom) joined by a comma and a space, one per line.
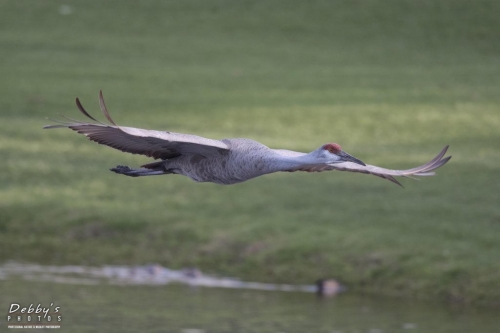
110, 165, 166, 177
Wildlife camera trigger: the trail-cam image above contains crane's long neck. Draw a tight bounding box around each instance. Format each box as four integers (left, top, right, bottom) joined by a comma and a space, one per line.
266, 150, 322, 173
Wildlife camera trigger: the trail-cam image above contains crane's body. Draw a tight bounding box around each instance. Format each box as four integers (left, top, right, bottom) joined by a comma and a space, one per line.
45, 91, 451, 186
117, 138, 354, 185
150, 138, 287, 185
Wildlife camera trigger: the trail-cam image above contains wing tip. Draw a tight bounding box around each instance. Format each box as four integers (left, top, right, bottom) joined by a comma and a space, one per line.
43, 124, 62, 129
98, 90, 118, 126
75, 96, 103, 123
388, 175, 404, 187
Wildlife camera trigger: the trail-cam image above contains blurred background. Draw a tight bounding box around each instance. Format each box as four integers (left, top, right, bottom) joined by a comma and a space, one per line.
1, 0, 499, 332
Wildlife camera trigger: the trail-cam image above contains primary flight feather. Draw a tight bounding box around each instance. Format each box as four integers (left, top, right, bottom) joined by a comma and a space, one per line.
44, 91, 451, 186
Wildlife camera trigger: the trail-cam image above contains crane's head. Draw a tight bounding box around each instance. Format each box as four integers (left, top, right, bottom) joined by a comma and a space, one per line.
321, 143, 366, 166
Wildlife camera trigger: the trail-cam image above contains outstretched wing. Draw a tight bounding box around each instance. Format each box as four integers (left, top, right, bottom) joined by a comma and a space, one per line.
291, 146, 451, 186
328, 146, 451, 186
44, 91, 229, 160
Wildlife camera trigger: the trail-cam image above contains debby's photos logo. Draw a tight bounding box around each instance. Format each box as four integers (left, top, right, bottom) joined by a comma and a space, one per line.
6, 303, 62, 329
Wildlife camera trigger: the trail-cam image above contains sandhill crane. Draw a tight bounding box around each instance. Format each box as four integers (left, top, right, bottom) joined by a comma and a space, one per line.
44, 91, 451, 186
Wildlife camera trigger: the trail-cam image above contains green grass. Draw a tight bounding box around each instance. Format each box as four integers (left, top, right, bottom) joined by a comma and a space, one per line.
1, 0, 500, 305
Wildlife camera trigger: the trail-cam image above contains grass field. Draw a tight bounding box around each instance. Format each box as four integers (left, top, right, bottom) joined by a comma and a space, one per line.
1, 0, 500, 305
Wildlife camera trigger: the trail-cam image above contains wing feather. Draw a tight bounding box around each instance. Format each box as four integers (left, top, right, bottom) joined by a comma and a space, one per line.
327, 146, 451, 186
44, 92, 229, 159
292, 146, 451, 187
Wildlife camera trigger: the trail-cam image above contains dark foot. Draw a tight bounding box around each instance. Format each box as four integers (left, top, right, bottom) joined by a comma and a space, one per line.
110, 165, 140, 177
110, 165, 165, 177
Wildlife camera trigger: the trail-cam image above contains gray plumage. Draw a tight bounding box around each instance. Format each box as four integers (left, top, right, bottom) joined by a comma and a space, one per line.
44, 91, 451, 186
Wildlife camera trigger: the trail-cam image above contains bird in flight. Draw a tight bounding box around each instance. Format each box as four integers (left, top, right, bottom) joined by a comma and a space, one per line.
44, 91, 451, 186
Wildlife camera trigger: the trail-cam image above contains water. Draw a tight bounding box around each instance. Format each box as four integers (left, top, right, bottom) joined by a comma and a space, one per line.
0, 263, 498, 333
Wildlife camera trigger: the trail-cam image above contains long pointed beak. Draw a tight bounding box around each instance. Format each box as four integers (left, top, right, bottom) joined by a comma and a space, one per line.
337, 151, 366, 166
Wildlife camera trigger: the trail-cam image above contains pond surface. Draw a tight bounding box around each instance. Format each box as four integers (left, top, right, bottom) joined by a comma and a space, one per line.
0, 263, 498, 333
